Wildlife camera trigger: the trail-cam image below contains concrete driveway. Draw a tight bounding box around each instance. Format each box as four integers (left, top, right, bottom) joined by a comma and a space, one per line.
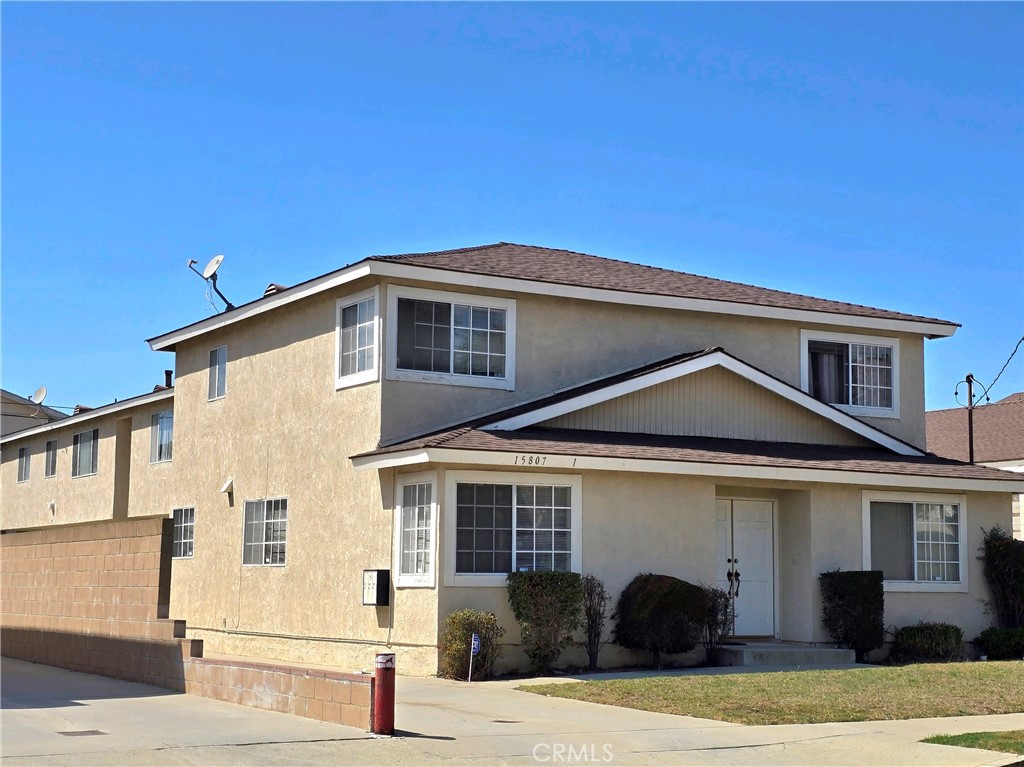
2, 657, 1022, 766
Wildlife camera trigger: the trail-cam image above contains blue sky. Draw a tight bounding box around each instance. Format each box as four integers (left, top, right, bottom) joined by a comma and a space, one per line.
3, 3, 1021, 414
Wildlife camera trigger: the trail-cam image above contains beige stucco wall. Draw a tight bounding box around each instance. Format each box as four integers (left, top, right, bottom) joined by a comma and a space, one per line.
377, 278, 928, 449
126, 400, 179, 519
165, 282, 439, 673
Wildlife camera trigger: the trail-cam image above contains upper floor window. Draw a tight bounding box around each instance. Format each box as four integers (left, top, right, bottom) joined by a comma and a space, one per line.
17, 447, 30, 483
72, 428, 99, 477
800, 330, 899, 418
386, 286, 516, 390
243, 497, 288, 566
862, 491, 966, 593
336, 288, 379, 388
151, 410, 174, 463
45, 440, 57, 478
208, 346, 227, 400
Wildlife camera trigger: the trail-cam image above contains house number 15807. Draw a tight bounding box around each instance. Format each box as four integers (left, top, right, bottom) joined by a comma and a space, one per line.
514, 455, 547, 466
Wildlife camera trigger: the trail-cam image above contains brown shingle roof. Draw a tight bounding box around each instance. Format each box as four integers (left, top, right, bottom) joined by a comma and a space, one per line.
370, 242, 957, 328
360, 426, 1020, 484
926, 392, 1024, 463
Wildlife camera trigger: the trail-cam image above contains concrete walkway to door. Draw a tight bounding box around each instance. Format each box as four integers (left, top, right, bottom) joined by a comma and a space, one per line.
3, 657, 1022, 766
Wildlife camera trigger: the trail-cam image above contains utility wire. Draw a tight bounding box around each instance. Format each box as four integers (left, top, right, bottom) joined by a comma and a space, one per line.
986, 334, 1024, 397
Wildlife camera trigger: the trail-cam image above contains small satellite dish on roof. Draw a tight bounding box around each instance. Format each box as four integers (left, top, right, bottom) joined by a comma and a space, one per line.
186, 253, 235, 312
202, 254, 225, 279
31, 386, 47, 405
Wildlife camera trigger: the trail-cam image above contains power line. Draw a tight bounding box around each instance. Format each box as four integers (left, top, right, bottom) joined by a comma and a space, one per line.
987, 334, 1024, 397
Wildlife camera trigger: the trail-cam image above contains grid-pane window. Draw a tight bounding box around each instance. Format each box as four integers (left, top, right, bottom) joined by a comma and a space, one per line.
397, 298, 507, 378
870, 500, 960, 583
72, 429, 99, 477
172, 507, 195, 558
808, 339, 894, 410
151, 410, 174, 463
243, 498, 288, 565
17, 448, 30, 482
456, 483, 572, 574
208, 346, 227, 400
339, 296, 376, 378
400, 483, 433, 577
45, 440, 57, 478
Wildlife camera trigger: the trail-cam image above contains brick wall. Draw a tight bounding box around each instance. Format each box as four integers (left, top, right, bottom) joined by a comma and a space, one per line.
0, 517, 196, 688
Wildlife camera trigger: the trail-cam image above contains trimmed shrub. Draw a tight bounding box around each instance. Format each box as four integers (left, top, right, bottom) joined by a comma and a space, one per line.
978, 526, 1024, 629
581, 573, 610, 672
890, 622, 966, 663
506, 571, 584, 674
975, 627, 1024, 660
819, 569, 884, 663
614, 573, 706, 668
438, 609, 505, 680
699, 585, 732, 666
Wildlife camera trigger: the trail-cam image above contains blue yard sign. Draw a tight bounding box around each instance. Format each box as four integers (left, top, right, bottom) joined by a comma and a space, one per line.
471, 633, 481, 656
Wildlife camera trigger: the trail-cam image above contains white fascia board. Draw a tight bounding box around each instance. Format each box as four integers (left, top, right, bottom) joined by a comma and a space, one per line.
353, 446, 1024, 493
0, 389, 174, 445
484, 349, 922, 456
369, 262, 959, 338
148, 264, 374, 350
147, 260, 956, 352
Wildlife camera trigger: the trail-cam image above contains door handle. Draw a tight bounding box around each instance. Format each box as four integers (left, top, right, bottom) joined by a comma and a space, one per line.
734, 570, 741, 598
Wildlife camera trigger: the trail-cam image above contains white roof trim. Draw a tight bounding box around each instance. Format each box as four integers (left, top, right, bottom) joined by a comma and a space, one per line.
351, 447, 1024, 493
483, 350, 923, 457
147, 259, 956, 351
0, 389, 174, 444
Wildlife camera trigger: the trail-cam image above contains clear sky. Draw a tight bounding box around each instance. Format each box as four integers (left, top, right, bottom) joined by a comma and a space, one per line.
3, 3, 1022, 415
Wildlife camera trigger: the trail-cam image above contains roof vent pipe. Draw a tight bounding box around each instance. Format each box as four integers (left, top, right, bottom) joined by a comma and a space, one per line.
73, 405, 93, 415
165, 370, 173, 388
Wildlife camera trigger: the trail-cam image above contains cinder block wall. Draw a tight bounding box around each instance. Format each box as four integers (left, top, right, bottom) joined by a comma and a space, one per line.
0, 517, 192, 688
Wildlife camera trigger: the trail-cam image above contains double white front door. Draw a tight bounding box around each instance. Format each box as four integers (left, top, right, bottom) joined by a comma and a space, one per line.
715, 499, 775, 637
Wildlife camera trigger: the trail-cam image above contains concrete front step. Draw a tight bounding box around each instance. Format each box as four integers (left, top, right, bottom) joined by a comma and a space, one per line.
717, 642, 856, 667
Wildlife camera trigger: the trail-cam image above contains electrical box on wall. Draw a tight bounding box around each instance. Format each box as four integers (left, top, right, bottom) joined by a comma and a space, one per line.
362, 569, 390, 606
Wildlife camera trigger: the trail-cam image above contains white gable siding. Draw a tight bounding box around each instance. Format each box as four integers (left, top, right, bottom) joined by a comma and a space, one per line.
538, 366, 873, 446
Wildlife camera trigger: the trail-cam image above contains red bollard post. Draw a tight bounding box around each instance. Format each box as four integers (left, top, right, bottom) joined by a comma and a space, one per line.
372, 652, 396, 735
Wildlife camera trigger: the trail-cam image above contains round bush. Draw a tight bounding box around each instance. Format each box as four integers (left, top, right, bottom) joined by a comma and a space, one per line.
614, 573, 706, 667
438, 609, 505, 680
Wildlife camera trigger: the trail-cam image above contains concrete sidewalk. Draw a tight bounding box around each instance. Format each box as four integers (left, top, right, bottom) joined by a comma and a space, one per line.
2, 657, 1022, 766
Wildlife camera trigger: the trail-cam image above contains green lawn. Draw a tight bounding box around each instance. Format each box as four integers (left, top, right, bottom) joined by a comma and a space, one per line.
923, 730, 1024, 756
521, 662, 1024, 725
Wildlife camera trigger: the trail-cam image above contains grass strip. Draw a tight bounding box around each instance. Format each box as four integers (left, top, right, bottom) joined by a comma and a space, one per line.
923, 729, 1024, 756
521, 662, 1024, 725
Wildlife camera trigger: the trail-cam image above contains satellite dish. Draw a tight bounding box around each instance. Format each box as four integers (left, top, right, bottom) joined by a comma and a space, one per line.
30, 386, 47, 405
202, 254, 225, 279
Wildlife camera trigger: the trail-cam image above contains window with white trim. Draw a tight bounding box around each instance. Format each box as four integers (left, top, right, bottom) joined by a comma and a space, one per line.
45, 440, 57, 478
336, 289, 379, 388
208, 346, 227, 400
243, 498, 288, 565
172, 507, 195, 559
862, 492, 966, 592
456, 483, 573, 574
150, 410, 174, 463
387, 286, 516, 390
17, 447, 30, 483
801, 331, 898, 417
395, 473, 436, 587
72, 428, 99, 477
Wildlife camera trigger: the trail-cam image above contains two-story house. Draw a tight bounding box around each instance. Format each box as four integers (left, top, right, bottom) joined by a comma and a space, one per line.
4, 243, 1022, 675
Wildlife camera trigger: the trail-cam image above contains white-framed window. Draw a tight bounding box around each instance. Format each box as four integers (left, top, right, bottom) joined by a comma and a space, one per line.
17, 447, 30, 483
172, 507, 195, 559
336, 287, 379, 388
72, 428, 99, 477
394, 472, 437, 587
861, 491, 967, 593
45, 440, 57, 478
386, 286, 516, 390
444, 471, 582, 587
208, 345, 227, 400
150, 410, 174, 463
800, 330, 899, 418
242, 497, 288, 566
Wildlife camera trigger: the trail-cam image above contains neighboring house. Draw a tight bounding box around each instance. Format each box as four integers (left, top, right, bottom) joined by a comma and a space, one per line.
927, 392, 1024, 540
3, 242, 1022, 675
1, 389, 66, 437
